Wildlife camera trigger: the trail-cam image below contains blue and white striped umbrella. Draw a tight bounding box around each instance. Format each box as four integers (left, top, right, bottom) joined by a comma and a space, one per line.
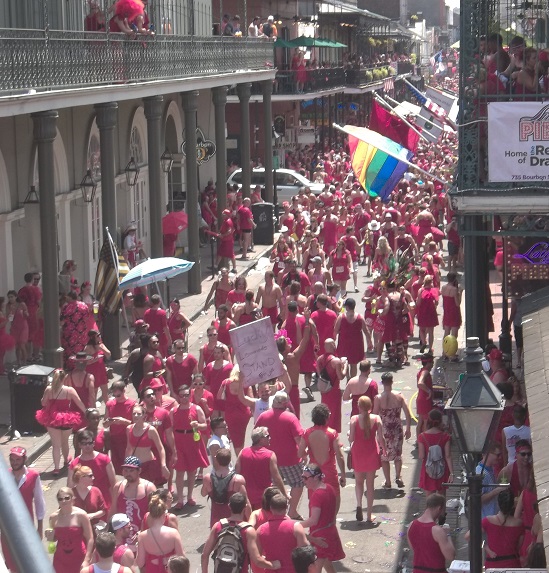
118, 257, 194, 289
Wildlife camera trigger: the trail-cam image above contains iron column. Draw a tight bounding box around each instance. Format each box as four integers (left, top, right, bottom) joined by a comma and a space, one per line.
237, 83, 252, 200
212, 86, 228, 218
262, 80, 274, 203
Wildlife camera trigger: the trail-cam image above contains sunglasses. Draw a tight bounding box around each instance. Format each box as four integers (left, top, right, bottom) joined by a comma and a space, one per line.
151, 341, 160, 344
57, 496, 72, 502
144, 393, 155, 398
193, 382, 205, 386
180, 394, 191, 398
175, 346, 185, 350
133, 412, 144, 416
113, 393, 124, 398
519, 452, 532, 457
83, 474, 94, 478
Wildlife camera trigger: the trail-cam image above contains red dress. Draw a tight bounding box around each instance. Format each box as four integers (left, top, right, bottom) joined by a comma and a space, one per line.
203, 361, 233, 411
166, 354, 198, 393
144, 308, 169, 357
296, 315, 316, 374
311, 309, 337, 351
72, 486, 106, 526
519, 488, 537, 558
308, 486, 345, 561
218, 219, 236, 258
316, 354, 342, 433
172, 404, 209, 471
442, 295, 462, 328
220, 380, 251, 449
416, 368, 433, 416
482, 518, 524, 569
336, 314, 365, 364
86, 350, 108, 389
303, 426, 340, 490
418, 431, 451, 491
331, 251, 350, 281
408, 520, 447, 573
350, 379, 379, 417
417, 287, 439, 327
350, 416, 381, 472
53, 526, 86, 573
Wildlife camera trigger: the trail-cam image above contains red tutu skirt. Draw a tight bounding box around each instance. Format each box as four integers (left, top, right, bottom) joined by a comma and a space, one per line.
35, 409, 83, 430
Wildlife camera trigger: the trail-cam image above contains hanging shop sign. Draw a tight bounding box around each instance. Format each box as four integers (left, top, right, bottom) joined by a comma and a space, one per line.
488, 101, 549, 182
181, 127, 216, 164
505, 236, 549, 297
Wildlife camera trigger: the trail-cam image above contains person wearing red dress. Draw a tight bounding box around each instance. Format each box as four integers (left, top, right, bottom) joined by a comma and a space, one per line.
104, 381, 136, 474
441, 272, 462, 359
203, 268, 234, 312
334, 298, 367, 378
342, 360, 379, 417
298, 404, 346, 514
47, 487, 94, 573
418, 409, 453, 496
216, 209, 237, 272
217, 367, 252, 455
349, 396, 385, 522
316, 340, 347, 433
203, 346, 233, 414
469, 489, 525, 570
416, 353, 434, 438
212, 304, 236, 349
170, 386, 209, 508
321, 210, 339, 255
17, 272, 42, 359
167, 299, 192, 351
237, 198, 255, 260
408, 493, 455, 573
415, 275, 439, 354
165, 346, 198, 395
300, 465, 345, 571
71, 464, 106, 527
84, 330, 111, 404
311, 295, 337, 352
144, 295, 172, 357
328, 241, 352, 298
198, 326, 231, 372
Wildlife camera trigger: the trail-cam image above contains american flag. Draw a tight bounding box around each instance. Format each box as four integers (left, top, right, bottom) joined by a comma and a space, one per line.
405, 81, 457, 130
383, 76, 395, 94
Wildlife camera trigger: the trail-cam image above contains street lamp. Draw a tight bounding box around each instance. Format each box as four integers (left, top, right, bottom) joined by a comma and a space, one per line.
160, 148, 174, 173
125, 156, 140, 187
80, 169, 97, 203
445, 336, 504, 573
23, 185, 39, 204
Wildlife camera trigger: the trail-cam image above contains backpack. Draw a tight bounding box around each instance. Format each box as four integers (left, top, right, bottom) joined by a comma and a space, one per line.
425, 436, 445, 479
211, 470, 236, 504
212, 519, 251, 573
262, 22, 273, 37
317, 356, 334, 394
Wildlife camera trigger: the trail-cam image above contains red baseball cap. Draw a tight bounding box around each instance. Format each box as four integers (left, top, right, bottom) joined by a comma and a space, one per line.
10, 447, 27, 458
148, 378, 165, 390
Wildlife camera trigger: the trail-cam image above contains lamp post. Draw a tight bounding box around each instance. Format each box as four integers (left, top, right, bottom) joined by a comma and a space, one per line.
80, 169, 97, 203
125, 156, 140, 187
445, 337, 504, 573
160, 148, 174, 174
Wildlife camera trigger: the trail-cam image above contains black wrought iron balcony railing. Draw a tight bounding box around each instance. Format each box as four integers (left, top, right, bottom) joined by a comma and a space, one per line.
0, 30, 274, 95
273, 67, 347, 95
344, 65, 397, 87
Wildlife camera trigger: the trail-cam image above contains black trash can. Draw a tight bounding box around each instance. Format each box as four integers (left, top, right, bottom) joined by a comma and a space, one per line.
9, 364, 55, 435
252, 202, 275, 245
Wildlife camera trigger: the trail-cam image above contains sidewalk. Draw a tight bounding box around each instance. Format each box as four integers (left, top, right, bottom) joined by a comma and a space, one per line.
0, 240, 276, 465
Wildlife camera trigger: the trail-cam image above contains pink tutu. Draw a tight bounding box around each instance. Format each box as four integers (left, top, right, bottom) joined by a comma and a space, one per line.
35, 409, 83, 430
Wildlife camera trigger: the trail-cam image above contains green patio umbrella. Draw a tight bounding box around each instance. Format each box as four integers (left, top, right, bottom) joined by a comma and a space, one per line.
287, 35, 318, 47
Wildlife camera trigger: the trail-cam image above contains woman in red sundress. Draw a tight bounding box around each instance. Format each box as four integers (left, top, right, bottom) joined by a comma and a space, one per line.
418, 409, 452, 496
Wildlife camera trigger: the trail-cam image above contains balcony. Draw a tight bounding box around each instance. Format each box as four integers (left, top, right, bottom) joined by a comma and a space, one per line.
0, 30, 274, 96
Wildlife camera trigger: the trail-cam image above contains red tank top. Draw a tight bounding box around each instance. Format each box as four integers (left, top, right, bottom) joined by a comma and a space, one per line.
257, 515, 296, 573
214, 319, 233, 347
166, 354, 197, 392
115, 482, 150, 546
129, 424, 154, 449
408, 520, 446, 572
16, 469, 40, 520
238, 446, 273, 507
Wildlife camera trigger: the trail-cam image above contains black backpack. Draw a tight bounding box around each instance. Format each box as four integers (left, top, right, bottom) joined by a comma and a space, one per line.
212, 519, 251, 573
211, 470, 236, 504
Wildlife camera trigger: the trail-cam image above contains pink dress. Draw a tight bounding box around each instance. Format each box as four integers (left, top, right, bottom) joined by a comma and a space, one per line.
217, 218, 236, 258
303, 426, 339, 491
416, 287, 439, 328
331, 251, 350, 281
203, 361, 233, 411
172, 404, 209, 471
418, 431, 451, 491
220, 380, 251, 449
336, 314, 365, 364
350, 416, 381, 472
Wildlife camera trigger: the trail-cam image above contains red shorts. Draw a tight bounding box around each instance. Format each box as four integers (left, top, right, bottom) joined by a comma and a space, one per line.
262, 306, 279, 325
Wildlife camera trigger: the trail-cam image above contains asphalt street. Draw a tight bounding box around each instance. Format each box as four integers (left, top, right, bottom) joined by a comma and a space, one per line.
25, 254, 464, 573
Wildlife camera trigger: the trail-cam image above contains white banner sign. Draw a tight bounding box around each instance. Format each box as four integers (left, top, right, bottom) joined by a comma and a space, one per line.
229, 317, 284, 387
297, 126, 316, 144
488, 101, 549, 182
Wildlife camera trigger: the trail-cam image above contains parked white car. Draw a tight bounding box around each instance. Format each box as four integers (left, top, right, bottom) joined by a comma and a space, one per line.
227, 168, 324, 204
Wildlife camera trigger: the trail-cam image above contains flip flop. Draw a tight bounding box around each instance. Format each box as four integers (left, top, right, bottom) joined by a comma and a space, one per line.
172, 502, 184, 510
396, 478, 405, 488
186, 498, 197, 506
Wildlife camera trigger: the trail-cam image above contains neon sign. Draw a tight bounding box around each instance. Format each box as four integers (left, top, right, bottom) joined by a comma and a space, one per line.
513, 242, 549, 265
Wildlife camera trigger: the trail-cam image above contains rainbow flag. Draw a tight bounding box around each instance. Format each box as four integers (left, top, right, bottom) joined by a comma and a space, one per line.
339, 125, 413, 202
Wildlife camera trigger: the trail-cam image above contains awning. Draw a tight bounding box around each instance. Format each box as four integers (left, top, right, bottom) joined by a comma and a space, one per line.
286, 36, 348, 48
274, 38, 295, 48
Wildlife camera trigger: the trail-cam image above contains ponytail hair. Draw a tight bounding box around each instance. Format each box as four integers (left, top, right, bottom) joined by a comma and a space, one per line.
358, 396, 372, 439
